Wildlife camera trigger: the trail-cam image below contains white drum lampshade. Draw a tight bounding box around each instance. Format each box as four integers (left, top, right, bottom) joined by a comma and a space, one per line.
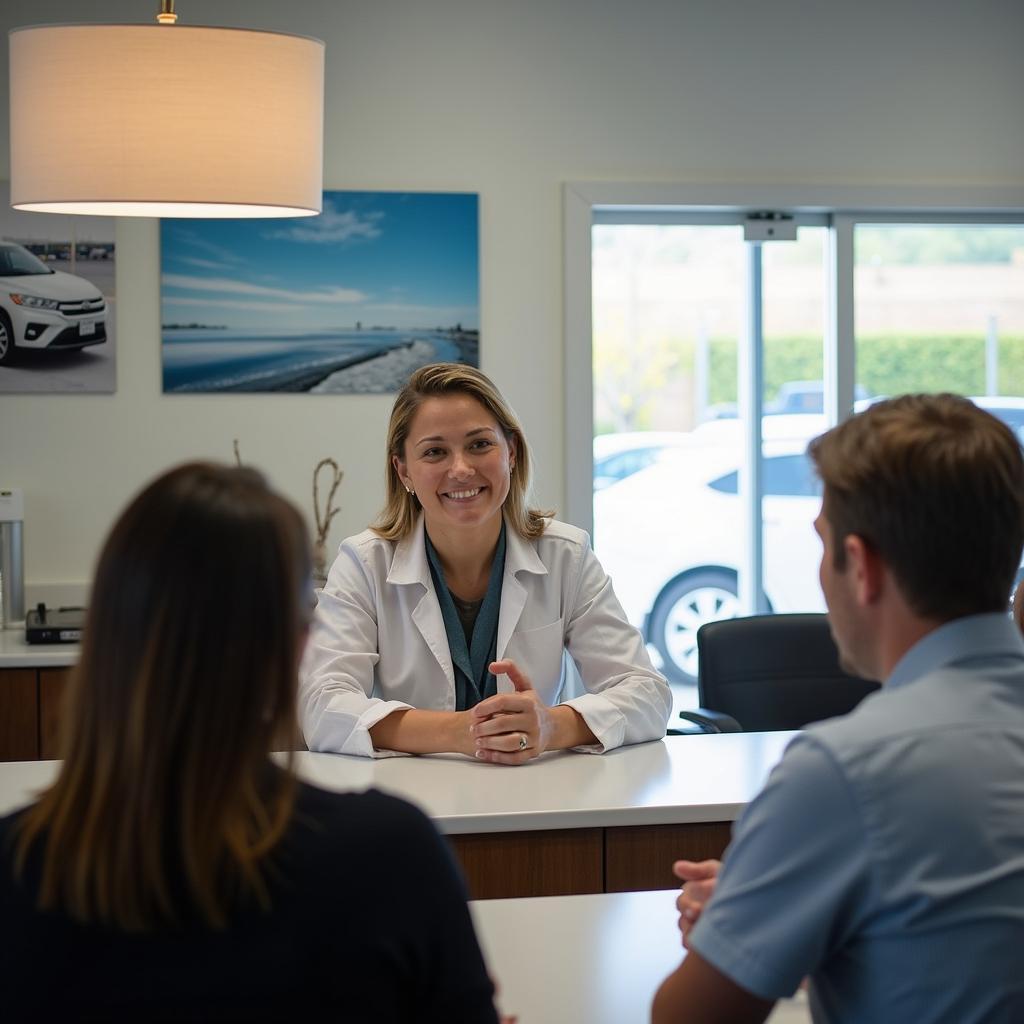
9, 23, 324, 218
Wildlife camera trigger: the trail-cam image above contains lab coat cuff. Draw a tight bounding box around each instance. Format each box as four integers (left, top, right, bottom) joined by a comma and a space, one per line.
353, 700, 417, 758
309, 699, 415, 758
560, 693, 626, 753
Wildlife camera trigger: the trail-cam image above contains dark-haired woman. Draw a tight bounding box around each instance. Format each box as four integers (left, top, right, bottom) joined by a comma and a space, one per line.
0, 463, 498, 1022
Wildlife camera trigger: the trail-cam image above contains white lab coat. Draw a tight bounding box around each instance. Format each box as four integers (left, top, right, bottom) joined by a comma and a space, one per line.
299, 516, 671, 757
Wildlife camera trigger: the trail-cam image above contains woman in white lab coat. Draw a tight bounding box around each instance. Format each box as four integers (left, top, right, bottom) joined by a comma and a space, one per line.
299, 363, 671, 761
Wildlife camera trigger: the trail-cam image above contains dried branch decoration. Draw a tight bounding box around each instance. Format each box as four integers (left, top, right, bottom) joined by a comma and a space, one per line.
312, 458, 343, 579
313, 458, 343, 546
230, 440, 341, 582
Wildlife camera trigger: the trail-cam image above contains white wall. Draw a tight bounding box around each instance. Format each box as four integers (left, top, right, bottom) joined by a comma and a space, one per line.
2, 0, 1023, 594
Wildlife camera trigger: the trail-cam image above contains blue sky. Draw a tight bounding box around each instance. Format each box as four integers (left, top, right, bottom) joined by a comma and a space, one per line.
160, 191, 479, 330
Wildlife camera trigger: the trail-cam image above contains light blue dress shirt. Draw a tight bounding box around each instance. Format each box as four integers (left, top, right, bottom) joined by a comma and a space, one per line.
689, 612, 1024, 1024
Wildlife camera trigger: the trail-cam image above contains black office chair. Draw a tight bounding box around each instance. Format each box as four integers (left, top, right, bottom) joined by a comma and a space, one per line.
676, 613, 881, 734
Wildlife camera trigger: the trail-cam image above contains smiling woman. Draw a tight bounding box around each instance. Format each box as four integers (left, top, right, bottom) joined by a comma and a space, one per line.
299, 363, 672, 761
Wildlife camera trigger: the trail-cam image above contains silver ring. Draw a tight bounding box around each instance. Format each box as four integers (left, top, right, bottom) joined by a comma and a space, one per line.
518, 733, 529, 751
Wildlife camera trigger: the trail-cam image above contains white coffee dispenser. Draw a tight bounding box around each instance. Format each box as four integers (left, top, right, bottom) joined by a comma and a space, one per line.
0, 489, 25, 627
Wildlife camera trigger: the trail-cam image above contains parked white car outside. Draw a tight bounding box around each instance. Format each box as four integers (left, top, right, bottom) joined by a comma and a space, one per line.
593, 431, 690, 491
594, 414, 826, 683
0, 241, 107, 365
595, 400, 1024, 685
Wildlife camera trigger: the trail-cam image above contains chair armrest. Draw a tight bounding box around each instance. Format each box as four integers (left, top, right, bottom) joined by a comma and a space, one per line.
675, 709, 743, 734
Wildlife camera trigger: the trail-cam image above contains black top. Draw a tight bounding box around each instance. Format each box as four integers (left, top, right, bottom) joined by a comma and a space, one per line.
0, 782, 497, 1022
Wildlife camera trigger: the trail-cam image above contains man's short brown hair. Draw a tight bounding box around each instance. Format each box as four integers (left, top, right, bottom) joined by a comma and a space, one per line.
808, 394, 1024, 621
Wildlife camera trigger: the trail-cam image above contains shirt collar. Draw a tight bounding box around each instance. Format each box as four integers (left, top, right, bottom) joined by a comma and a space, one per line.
886, 612, 1024, 690
388, 513, 547, 585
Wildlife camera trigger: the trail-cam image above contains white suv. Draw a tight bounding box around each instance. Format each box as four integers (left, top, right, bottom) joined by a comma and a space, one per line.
0, 241, 107, 365
595, 414, 826, 683
595, 401, 1024, 684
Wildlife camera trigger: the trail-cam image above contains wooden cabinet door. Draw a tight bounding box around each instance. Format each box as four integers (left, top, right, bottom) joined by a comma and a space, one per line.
450, 828, 603, 900
0, 668, 39, 761
605, 822, 733, 893
39, 668, 72, 760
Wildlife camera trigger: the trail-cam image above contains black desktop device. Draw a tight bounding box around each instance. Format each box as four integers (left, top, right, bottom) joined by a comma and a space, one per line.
25, 603, 85, 644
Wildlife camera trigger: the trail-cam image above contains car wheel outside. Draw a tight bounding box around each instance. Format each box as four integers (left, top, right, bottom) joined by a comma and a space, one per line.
0, 311, 15, 366
649, 570, 740, 684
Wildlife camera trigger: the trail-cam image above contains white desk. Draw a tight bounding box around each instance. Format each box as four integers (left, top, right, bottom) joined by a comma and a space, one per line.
0, 734, 795, 833
291, 732, 795, 833
0, 733, 795, 898
471, 889, 811, 1024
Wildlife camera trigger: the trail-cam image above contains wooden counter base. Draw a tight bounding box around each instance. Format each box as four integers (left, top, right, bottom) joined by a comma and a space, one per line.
451, 828, 604, 899
0, 667, 70, 761
450, 821, 733, 900
605, 821, 733, 892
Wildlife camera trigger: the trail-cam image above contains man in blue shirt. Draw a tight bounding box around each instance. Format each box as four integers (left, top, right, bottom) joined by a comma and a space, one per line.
653, 394, 1024, 1024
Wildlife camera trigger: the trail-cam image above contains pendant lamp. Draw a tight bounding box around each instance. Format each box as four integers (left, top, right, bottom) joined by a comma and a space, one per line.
9, 1, 324, 218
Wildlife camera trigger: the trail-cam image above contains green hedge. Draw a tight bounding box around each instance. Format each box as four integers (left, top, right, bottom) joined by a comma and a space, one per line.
708, 334, 1024, 405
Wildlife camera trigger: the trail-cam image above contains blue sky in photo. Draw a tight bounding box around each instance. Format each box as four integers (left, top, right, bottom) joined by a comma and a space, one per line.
160, 191, 479, 330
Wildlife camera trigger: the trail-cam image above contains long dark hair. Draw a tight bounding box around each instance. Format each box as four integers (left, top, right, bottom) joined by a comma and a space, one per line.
14, 462, 311, 930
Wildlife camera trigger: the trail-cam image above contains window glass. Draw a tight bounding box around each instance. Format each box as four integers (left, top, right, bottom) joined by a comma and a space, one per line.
592, 224, 828, 704
593, 224, 745, 702
710, 454, 823, 498
0, 242, 52, 276
854, 224, 1024, 400
764, 454, 822, 498
853, 222, 1024, 607
587, 215, 1024, 707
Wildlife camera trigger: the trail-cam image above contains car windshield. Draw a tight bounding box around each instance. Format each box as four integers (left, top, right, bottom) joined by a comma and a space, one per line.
0, 244, 53, 277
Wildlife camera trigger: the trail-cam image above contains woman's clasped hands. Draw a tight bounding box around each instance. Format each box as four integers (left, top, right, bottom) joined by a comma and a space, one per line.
469, 659, 558, 765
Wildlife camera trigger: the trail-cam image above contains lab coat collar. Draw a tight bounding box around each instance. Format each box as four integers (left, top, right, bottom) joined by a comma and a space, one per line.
386, 515, 548, 586
386, 516, 549, 677
388, 519, 452, 689
386, 517, 432, 587
497, 519, 547, 660
503, 519, 548, 578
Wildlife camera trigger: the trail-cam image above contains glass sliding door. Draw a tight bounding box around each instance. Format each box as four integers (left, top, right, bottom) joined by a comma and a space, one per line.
591, 217, 829, 700
758, 226, 829, 628
570, 185, 1024, 707
592, 223, 746, 696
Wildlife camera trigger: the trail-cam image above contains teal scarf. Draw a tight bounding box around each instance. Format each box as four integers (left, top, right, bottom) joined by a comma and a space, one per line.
425, 521, 507, 711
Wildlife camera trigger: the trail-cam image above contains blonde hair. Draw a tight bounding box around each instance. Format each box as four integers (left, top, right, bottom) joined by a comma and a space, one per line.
373, 363, 552, 541
13, 463, 309, 930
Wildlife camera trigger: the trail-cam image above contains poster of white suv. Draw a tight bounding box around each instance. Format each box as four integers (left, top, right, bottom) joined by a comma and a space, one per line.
0, 241, 107, 365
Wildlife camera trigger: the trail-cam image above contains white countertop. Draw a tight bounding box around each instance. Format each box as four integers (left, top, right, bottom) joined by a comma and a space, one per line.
0, 731, 797, 834
0, 628, 78, 668
471, 889, 810, 1023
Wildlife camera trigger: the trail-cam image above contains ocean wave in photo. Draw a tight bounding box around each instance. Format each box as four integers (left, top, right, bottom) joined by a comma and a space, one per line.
310, 339, 449, 393
161, 329, 463, 393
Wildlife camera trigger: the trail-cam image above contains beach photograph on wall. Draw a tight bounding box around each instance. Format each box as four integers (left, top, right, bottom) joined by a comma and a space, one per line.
0, 183, 116, 394
160, 191, 479, 394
